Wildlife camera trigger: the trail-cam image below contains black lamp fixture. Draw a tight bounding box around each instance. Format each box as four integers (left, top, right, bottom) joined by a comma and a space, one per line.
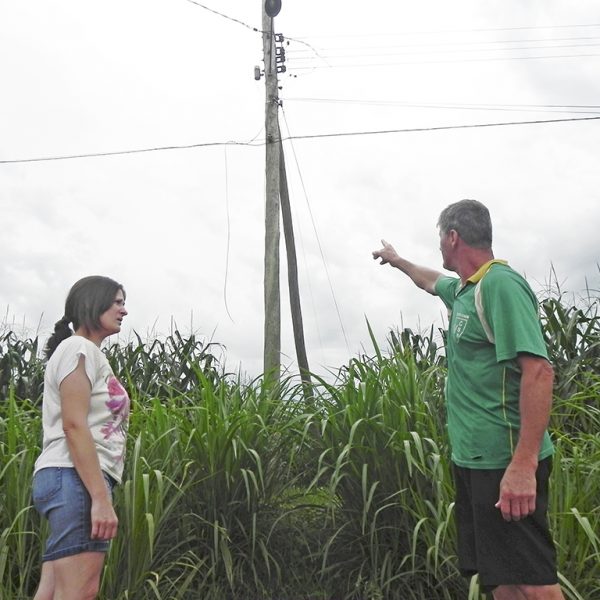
265, 0, 282, 17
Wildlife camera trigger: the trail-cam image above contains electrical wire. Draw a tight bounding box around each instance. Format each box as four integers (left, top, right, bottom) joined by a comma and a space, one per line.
285, 98, 600, 109
291, 23, 600, 40
281, 107, 351, 355
283, 97, 600, 116
288, 42, 600, 61
285, 27, 600, 70
223, 146, 235, 323
0, 140, 260, 164
179, 0, 324, 63
286, 35, 600, 54
1, 115, 598, 165
287, 51, 600, 70
277, 139, 327, 364
278, 115, 600, 142
182, 0, 260, 33
287, 169, 327, 366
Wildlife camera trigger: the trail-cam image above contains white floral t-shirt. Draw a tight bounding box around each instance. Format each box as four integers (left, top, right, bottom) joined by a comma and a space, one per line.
34, 336, 130, 483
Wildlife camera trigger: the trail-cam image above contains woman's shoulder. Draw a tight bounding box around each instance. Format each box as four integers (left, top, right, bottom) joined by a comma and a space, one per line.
47, 335, 109, 385
50, 335, 103, 363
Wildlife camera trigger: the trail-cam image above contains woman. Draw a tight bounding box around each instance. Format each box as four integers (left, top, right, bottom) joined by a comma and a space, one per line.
32, 276, 130, 600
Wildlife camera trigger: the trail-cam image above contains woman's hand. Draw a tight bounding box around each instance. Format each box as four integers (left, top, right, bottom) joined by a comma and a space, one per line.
90, 496, 119, 540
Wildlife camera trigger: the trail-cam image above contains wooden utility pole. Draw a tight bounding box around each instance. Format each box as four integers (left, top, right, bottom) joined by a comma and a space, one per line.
279, 131, 312, 391
262, 6, 281, 382
261, 0, 311, 392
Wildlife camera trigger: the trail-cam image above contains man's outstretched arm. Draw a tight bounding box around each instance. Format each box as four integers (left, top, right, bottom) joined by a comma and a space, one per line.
372, 239, 443, 295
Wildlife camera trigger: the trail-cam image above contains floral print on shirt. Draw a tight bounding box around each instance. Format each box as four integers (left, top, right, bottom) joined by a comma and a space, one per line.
101, 375, 130, 460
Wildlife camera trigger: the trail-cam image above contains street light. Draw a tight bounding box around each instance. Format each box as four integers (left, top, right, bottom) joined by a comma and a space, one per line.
264, 0, 281, 18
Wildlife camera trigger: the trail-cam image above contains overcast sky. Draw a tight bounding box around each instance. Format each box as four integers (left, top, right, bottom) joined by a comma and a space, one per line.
1, 1, 599, 378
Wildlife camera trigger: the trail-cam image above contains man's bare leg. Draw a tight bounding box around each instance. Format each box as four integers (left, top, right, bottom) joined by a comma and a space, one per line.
493, 583, 565, 600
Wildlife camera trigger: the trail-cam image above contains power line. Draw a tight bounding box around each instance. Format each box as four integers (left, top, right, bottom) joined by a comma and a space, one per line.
291, 23, 600, 40
281, 108, 351, 356
286, 27, 600, 71
179, 0, 324, 63
0, 140, 260, 165
283, 97, 600, 116
222, 146, 235, 323
279, 115, 600, 142
288, 51, 600, 70
182, 0, 260, 33
286, 35, 600, 54
288, 41, 600, 62
286, 98, 600, 109
2, 115, 598, 165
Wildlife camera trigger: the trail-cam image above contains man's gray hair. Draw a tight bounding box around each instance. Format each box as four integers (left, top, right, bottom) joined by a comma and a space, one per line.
437, 199, 492, 249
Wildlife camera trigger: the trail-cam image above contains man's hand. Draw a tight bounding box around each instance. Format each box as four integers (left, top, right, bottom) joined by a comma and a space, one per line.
372, 239, 399, 266
371, 239, 442, 294
495, 461, 537, 522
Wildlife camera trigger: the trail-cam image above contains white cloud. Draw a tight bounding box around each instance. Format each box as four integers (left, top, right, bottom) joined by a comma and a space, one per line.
1, 1, 599, 377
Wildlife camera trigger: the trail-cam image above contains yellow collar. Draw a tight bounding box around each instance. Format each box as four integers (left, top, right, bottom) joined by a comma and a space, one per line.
466, 259, 508, 284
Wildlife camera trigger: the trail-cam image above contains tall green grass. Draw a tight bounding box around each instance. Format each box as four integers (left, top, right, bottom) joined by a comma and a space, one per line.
0, 394, 42, 599
551, 433, 600, 600
106, 330, 223, 401
0, 291, 599, 599
304, 333, 460, 599
0, 333, 44, 406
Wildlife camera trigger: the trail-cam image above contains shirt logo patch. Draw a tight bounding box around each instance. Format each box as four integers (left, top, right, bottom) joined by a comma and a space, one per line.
454, 312, 469, 339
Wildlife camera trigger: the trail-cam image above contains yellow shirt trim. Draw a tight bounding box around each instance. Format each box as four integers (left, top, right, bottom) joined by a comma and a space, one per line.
466, 259, 509, 284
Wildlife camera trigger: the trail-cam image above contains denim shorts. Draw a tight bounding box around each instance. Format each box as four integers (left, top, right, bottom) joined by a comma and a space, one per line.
32, 467, 116, 562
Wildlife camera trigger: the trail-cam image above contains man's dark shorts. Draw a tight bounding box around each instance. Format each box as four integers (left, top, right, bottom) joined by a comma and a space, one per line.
453, 457, 559, 594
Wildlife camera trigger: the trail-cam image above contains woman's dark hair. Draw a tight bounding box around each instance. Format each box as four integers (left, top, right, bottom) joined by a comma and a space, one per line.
45, 276, 125, 359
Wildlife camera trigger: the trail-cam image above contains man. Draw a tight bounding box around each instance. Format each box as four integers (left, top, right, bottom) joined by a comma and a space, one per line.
372, 199, 564, 600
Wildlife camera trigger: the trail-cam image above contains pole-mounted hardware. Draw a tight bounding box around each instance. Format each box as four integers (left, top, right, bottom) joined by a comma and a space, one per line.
264, 0, 282, 18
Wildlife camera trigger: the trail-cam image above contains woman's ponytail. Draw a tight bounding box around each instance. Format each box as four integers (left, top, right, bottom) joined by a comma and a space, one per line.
44, 316, 72, 359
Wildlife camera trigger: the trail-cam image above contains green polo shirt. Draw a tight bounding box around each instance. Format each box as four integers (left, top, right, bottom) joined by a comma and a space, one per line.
435, 260, 554, 468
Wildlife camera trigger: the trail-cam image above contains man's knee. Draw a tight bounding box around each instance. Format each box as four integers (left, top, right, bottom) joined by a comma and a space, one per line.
493, 584, 564, 600
519, 584, 564, 600
492, 585, 526, 600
